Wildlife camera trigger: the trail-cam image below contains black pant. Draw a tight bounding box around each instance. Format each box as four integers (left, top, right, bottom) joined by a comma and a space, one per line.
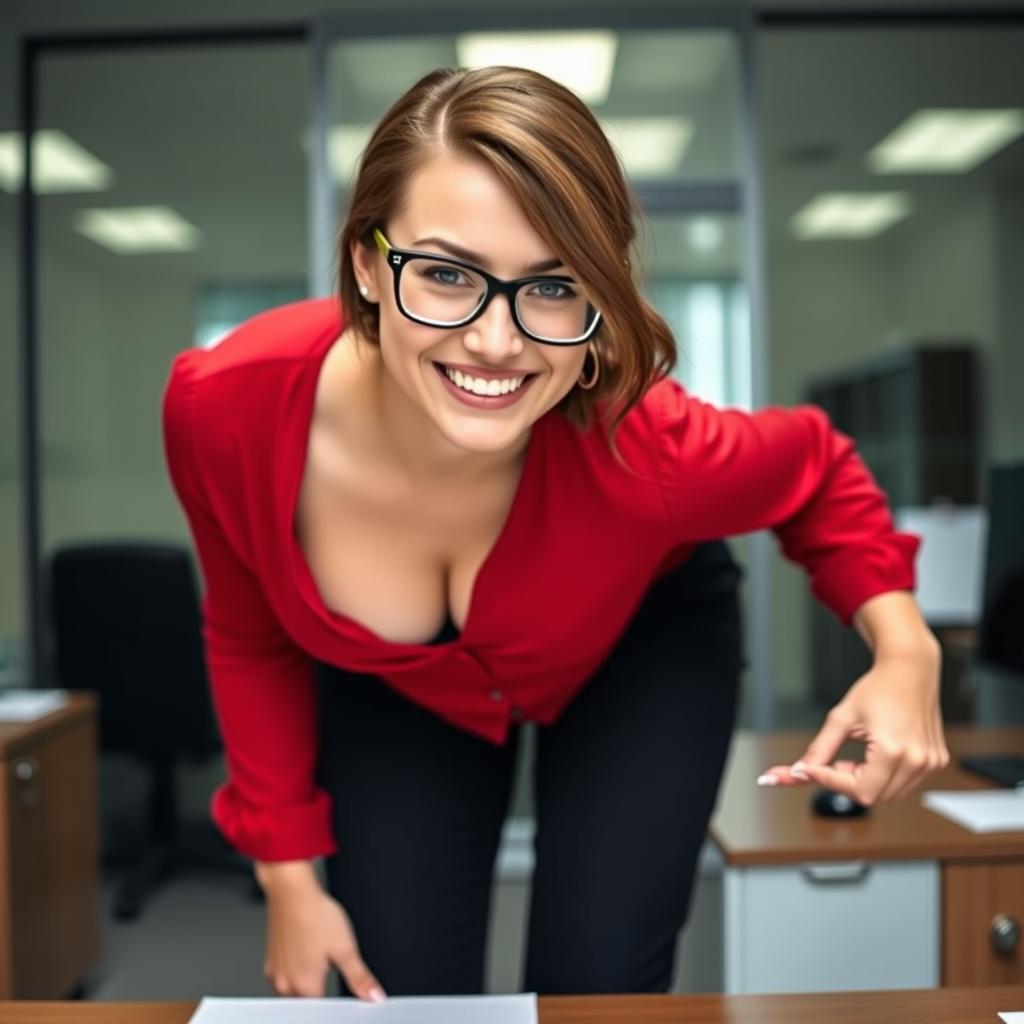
314, 540, 743, 997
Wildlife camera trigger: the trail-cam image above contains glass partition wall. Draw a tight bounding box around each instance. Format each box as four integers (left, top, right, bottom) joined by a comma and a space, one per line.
759, 18, 1024, 728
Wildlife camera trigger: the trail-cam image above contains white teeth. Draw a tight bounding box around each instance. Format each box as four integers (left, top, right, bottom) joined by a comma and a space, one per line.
443, 365, 526, 396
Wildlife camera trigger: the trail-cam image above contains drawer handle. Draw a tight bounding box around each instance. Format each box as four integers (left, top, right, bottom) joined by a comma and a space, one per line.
14, 757, 40, 808
801, 862, 870, 884
991, 914, 1020, 955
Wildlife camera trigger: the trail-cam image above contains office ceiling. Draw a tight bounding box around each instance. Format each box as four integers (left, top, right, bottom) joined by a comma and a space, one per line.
2, 17, 1023, 283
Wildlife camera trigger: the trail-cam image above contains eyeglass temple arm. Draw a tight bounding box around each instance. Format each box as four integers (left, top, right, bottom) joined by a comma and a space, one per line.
372, 227, 390, 258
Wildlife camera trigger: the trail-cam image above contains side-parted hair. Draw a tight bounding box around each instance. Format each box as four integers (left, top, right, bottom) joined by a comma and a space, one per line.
338, 65, 678, 451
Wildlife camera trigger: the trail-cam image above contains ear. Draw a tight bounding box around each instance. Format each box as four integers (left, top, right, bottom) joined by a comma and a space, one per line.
349, 237, 380, 303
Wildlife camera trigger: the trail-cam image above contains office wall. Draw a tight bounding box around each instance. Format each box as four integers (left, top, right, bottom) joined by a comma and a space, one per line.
767, 181, 1024, 704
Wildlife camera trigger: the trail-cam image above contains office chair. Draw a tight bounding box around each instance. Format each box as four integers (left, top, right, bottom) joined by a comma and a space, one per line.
48, 540, 259, 922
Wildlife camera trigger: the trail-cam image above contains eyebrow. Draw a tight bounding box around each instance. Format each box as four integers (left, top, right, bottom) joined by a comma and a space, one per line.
410, 236, 567, 275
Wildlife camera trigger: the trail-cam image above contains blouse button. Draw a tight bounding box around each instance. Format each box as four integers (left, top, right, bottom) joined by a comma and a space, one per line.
489, 689, 504, 703
510, 707, 524, 722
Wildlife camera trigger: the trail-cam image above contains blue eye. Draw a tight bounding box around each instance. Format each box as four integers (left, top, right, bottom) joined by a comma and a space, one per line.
424, 265, 467, 286
530, 281, 575, 301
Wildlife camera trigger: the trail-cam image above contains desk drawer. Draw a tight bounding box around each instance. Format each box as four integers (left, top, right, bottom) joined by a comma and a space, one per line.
724, 859, 939, 994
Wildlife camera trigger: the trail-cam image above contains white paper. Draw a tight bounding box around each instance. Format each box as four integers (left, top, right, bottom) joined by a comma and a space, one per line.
0, 688, 70, 722
922, 789, 1024, 833
188, 994, 538, 1024
998, 1013, 1024, 1022
895, 506, 987, 624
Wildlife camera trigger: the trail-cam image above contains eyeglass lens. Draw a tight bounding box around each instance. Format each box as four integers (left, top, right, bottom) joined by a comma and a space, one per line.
398, 257, 597, 342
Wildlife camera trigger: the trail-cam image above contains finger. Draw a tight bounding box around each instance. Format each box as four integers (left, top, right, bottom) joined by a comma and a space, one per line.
292, 975, 327, 999
799, 762, 859, 800
334, 947, 387, 1003
757, 763, 814, 786
851, 742, 900, 806
884, 749, 937, 802
798, 706, 854, 770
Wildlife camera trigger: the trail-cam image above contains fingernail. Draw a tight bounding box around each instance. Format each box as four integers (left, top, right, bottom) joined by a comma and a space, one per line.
790, 761, 810, 780
368, 987, 387, 1003
756, 773, 778, 786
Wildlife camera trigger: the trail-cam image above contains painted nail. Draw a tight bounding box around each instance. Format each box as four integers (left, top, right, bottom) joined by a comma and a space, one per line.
790, 760, 810, 780
756, 773, 778, 786
368, 987, 387, 1003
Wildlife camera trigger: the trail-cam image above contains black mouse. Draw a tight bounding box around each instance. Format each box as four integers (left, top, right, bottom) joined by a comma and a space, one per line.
811, 786, 868, 818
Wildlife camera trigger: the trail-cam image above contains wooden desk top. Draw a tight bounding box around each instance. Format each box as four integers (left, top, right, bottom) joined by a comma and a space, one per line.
3, 986, 1024, 1023
0, 692, 96, 760
711, 725, 1024, 865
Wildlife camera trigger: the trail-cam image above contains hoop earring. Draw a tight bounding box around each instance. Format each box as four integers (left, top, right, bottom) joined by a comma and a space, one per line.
577, 341, 600, 391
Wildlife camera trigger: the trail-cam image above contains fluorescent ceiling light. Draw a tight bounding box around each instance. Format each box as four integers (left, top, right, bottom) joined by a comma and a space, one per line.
0, 129, 113, 194
456, 31, 618, 104
599, 117, 693, 178
868, 109, 1024, 174
686, 217, 724, 252
74, 206, 200, 254
791, 192, 912, 240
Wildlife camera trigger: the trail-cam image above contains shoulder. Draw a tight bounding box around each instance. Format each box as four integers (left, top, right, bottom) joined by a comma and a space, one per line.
164, 295, 343, 424
162, 296, 345, 505
168, 296, 343, 389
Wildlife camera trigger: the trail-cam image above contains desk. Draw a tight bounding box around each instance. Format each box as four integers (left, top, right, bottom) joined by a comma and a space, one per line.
0, 693, 100, 998
711, 726, 1024, 993
2, 986, 1024, 1023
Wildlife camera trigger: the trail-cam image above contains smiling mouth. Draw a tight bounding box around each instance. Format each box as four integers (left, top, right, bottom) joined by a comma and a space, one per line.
432, 361, 539, 397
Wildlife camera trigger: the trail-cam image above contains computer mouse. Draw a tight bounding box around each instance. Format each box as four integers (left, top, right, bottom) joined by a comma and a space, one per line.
811, 786, 868, 818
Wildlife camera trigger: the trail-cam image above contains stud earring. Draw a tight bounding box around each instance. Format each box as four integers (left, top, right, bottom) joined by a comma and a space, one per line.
359, 284, 369, 297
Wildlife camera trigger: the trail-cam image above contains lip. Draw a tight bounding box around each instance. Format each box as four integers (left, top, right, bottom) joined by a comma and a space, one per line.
435, 360, 538, 381
433, 361, 537, 409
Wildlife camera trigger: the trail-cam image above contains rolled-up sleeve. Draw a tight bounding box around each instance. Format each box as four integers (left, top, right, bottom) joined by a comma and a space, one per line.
162, 352, 336, 861
656, 379, 920, 626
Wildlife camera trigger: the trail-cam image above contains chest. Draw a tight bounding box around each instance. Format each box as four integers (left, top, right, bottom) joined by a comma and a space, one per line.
293, 418, 523, 645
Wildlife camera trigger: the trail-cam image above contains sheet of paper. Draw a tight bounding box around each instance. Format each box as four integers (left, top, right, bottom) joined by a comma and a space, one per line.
0, 688, 70, 722
188, 994, 538, 1023
922, 789, 1024, 833
998, 1012, 1024, 1022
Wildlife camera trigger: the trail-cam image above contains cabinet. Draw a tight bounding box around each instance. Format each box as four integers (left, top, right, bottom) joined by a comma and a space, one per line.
0, 693, 100, 998
711, 727, 1024, 993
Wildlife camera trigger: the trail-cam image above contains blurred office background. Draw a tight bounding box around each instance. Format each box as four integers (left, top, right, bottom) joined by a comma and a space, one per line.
1, 0, 1024, 1003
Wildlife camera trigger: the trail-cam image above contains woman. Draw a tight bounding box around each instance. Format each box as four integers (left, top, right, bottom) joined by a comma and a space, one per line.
162, 66, 947, 1002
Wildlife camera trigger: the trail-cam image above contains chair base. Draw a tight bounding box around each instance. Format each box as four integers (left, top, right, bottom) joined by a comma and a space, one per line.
110, 833, 263, 922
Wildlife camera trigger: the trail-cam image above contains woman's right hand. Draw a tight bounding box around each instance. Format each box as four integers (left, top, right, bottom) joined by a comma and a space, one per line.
255, 860, 387, 1001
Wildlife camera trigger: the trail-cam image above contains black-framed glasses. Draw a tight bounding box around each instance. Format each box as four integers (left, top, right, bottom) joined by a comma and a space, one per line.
372, 227, 601, 346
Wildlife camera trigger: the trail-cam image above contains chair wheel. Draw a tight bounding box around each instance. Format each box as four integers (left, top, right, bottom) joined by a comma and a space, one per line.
113, 891, 141, 921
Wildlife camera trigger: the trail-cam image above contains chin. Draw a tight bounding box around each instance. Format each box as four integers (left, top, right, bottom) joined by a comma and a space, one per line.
433, 413, 529, 454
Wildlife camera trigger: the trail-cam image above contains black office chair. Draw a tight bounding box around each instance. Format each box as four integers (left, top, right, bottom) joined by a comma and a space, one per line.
48, 540, 258, 921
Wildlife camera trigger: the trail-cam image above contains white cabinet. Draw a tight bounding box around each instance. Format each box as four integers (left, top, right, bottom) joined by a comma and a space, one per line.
723, 859, 939, 994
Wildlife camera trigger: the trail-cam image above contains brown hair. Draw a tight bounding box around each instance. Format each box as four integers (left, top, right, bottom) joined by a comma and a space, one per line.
338, 65, 677, 453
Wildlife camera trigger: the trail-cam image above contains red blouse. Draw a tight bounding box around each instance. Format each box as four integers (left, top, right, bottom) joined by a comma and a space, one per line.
161, 296, 919, 862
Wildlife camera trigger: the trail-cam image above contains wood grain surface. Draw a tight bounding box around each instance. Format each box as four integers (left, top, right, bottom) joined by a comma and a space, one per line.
3, 986, 1024, 1023
711, 726, 1024, 865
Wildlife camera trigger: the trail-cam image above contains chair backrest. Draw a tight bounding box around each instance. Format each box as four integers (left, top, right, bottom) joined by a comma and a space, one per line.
49, 540, 221, 762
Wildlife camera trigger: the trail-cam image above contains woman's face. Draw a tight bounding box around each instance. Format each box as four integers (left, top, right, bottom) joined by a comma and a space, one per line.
351, 151, 592, 457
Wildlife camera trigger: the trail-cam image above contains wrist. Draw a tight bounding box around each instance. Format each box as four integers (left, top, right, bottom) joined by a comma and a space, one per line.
253, 859, 321, 895
873, 629, 941, 664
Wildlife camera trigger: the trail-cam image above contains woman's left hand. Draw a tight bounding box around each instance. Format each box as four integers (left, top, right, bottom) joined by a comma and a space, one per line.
758, 638, 950, 804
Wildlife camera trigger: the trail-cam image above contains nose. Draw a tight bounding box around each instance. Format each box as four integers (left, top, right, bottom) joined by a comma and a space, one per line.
462, 292, 524, 362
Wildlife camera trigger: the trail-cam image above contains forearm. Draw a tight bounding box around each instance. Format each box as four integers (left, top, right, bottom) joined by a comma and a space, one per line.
851, 590, 940, 660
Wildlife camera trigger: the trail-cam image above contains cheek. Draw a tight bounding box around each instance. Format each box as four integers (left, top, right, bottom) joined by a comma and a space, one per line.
554, 350, 587, 381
